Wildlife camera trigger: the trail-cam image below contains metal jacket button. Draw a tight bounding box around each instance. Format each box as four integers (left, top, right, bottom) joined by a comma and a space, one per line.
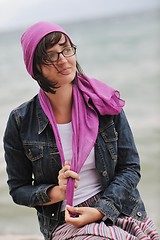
102, 171, 108, 176
137, 211, 142, 217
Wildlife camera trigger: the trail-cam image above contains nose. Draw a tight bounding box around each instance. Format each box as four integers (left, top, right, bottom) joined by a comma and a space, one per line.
57, 53, 67, 63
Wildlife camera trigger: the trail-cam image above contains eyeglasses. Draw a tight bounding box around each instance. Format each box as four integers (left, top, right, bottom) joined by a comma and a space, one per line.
47, 46, 76, 62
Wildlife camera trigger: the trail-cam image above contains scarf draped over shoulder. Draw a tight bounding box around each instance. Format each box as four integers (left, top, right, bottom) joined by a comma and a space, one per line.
38, 73, 125, 206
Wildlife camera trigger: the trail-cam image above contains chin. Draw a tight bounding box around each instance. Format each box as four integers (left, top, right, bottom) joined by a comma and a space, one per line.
65, 72, 76, 82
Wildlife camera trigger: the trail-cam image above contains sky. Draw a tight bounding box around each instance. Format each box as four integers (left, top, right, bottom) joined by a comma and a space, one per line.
0, 0, 160, 32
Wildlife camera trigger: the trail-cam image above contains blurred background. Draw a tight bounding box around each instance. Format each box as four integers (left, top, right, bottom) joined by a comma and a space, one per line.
0, 0, 160, 237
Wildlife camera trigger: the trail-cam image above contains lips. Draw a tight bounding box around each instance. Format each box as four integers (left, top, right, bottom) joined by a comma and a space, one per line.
58, 67, 71, 75
58, 67, 72, 75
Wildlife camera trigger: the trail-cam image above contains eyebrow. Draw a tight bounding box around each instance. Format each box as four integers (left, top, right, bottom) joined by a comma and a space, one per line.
58, 36, 68, 46
47, 36, 70, 53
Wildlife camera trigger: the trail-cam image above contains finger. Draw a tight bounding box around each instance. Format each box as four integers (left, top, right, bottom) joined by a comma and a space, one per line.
64, 170, 80, 181
65, 206, 77, 220
59, 165, 70, 175
63, 171, 67, 179
74, 181, 78, 189
76, 207, 79, 214
58, 177, 67, 185
65, 207, 70, 219
64, 161, 70, 166
66, 205, 81, 214
58, 172, 67, 181
58, 168, 70, 180
65, 205, 75, 213
58, 177, 78, 191
58, 173, 68, 190
58, 181, 67, 191
65, 208, 81, 226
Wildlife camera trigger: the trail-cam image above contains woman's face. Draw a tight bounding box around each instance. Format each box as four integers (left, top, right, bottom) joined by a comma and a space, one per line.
40, 34, 77, 89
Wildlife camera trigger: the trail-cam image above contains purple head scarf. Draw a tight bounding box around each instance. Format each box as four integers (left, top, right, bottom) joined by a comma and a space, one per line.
21, 21, 71, 78
21, 22, 125, 207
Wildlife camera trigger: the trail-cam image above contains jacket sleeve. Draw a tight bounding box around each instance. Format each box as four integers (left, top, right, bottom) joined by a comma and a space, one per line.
3, 110, 54, 207
94, 110, 141, 223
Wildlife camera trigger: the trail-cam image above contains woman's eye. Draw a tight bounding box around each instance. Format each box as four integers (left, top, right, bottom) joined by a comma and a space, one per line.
64, 47, 72, 55
48, 53, 57, 60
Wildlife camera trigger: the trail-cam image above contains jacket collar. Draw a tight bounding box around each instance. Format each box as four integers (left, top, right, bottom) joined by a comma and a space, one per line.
36, 96, 49, 134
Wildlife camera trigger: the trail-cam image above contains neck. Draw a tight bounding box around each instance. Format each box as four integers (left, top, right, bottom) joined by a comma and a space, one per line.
45, 84, 73, 124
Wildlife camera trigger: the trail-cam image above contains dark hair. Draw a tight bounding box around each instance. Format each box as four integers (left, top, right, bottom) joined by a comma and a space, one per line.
33, 32, 84, 94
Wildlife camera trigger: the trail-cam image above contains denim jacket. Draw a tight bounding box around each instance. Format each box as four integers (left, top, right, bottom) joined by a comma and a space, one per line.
3, 95, 147, 240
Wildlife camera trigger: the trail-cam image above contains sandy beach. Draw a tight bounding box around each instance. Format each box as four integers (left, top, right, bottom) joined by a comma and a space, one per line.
0, 235, 43, 240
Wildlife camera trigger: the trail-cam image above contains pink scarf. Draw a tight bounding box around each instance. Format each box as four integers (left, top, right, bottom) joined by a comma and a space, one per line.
38, 74, 125, 205
21, 21, 125, 205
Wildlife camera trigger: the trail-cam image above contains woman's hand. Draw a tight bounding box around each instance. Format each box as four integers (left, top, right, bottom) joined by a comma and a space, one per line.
58, 161, 80, 193
39, 161, 80, 205
65, 205, 104, 228
49, 161, 80, 202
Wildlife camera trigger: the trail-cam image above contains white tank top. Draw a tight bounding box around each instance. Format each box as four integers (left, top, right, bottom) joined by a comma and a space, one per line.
57, 122, 102, 211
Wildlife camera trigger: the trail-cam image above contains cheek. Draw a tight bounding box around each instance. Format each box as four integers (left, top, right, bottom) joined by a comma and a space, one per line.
71, 57, 77, 70
41, 65, 56, 79
41, 65, 49, 77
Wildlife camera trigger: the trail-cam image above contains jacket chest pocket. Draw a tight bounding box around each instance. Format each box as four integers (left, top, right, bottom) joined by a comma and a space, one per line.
24, 144, 44, 180
101, 121, 118, 163
25, 145, 43, 161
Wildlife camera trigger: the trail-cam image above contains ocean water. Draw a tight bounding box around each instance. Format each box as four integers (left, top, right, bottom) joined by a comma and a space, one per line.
0, 10, 160, 235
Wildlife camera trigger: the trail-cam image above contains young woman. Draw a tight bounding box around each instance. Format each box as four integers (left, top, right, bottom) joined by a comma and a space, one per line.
3, 21, 159, 240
